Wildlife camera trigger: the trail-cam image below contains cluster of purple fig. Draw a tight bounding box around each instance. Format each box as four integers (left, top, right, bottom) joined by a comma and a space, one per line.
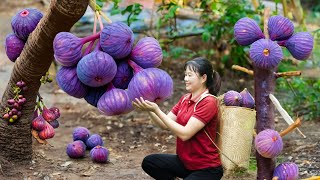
5, 8, 43, 62
234, 15, 314, 70
223, 88, 255, 109
54, 21, 173, 116
2, 80, 28, 123
66, 127, 108, 163
31, 106, 60, 140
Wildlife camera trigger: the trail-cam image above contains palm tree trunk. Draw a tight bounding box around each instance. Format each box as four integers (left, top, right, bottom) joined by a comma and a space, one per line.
0, 0, 89, 164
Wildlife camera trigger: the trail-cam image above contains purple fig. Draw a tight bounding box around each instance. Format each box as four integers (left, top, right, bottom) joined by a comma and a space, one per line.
11, 8, 43, 41
66, 140, 86, 159
90, 145, 109, 163
73, 127, 90, 142
4, 33, 25, 62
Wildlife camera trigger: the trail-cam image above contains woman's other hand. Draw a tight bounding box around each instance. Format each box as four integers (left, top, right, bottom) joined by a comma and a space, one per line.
132, 97, 159, 112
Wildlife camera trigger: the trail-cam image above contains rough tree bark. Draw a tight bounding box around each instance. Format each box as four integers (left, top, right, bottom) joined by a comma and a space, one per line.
0, 0, 89, 164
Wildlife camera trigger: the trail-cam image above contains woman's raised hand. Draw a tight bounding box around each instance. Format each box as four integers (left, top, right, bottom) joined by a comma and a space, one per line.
132, 97, 159, 112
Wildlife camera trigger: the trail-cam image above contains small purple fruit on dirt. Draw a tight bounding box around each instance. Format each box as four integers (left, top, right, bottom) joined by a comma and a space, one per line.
90, 145, 109, 163
85, 134, 104, 150
73, 127, 90, 142
66, 140, 86, 159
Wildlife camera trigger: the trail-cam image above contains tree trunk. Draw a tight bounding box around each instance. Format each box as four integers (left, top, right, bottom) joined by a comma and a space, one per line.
0, 0, 89, 164
254, 67, 276, 180
255, 8, 276, 180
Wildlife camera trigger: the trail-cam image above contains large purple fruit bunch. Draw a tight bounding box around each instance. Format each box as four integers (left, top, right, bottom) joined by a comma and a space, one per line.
5, 8, 43, 62
54, 22, 173, 116
234, 15, 313, 70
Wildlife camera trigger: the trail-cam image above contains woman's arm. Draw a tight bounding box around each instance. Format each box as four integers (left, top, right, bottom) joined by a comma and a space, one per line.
133, 97, 206, 141
147, 111, 176, 130
153, 108, 205, 141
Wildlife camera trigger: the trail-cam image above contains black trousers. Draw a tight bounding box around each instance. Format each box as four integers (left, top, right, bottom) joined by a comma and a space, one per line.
141, 154, 223, 180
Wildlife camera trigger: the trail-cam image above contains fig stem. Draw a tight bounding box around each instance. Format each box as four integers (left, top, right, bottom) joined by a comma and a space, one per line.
232, 65, 254, 75
96, 11, 104, 30
81, 31, 101, 44
99, 11, 112, 24
127, 60, 143, 73
83, 40, 96, 56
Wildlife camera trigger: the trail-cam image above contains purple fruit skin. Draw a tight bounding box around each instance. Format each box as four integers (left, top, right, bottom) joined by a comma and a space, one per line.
240, 88, 255, 108
268, 15, 294, 41
49, 119, 60, 129
73, 127, 90, 142
85, 134, 104, 150
53, 32, 83, 67
97, 88, 134, 116
249, 39, 283, 70
66, 140, 86, 159
285, 32, 314, 60
128, 68, 173, 104
223, 90, 243, 106
112, 61, 133, 89
77, 51, 117, 87
254, 129, 283, 158
234, 17, 265, 46
5, 33, 25, 62
100, 22, 134, 59
84, 86, 107, 107
56, 66, 88, 98
273, 162, 299, 180
11, 8, 43, 41
31, 115, 46, 131
90, 146, 109, 163
131, 37, 163, 68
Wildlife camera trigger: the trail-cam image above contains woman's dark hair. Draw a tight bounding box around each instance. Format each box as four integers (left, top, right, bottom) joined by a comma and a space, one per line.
184, 57, 221, 96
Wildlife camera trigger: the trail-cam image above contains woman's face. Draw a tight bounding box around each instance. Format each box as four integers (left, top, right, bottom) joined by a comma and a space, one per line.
184, 66, 205, 93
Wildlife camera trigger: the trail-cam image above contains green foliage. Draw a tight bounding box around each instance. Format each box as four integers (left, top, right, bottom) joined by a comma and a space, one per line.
276, 27, 320, 121
110, 0, 143, 26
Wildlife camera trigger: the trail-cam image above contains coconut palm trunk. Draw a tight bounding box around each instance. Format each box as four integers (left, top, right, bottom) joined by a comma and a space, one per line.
0, 0, 89, 164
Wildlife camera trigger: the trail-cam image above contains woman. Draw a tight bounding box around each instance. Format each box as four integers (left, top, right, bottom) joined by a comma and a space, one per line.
132, 57, 223, 180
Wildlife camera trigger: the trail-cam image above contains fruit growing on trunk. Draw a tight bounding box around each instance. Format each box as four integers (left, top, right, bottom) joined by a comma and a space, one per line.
284, 32, 314, 60
268, 15, 294, 41
234, 17, 265, 46
273, 162, 299, 180
255, 129, 283, 158
11, 8, 43, 41
249, 39, 283, 70
5, 33, 25, 62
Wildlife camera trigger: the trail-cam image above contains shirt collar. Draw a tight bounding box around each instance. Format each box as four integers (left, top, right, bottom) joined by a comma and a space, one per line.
186, 89, 209, 102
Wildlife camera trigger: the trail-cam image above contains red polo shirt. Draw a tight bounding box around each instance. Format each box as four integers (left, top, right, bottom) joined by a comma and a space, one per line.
171, 90, 221, 170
